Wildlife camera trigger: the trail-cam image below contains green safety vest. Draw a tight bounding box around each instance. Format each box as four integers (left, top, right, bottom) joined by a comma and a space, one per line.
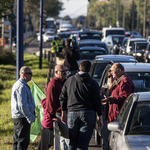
51, 40, 59, 53
57, 39, 64, 48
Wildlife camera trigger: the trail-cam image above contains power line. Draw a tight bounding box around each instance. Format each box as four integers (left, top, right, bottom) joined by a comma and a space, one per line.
70, 5, 87, 17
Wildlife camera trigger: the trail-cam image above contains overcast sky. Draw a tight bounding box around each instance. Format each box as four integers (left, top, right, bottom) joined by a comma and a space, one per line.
59, 0, 89, 18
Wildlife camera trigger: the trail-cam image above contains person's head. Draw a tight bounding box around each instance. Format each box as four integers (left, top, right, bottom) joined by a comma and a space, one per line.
54, 37, 57, 40
111, 63, 124, 79
79, 60, 91, 73
58, 34, 61, 39
20, 66, 33, 83
55, 64, 66, 81
65, 39, 71, 47
107, 69, 114, 86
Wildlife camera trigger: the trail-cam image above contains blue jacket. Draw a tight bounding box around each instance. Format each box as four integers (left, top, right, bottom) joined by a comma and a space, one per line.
11, 78, 36, 124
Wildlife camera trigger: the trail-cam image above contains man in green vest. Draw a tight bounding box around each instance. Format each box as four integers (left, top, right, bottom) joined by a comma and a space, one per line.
51, 37, 59, 53
57, 34, 64, 52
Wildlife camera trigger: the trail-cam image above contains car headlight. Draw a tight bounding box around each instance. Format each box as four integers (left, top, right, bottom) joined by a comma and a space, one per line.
136, 53, 142, 56
148, 54, 150, 59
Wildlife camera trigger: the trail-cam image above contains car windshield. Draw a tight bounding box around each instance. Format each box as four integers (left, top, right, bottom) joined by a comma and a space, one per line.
106, 30, 125, 37
79, 43, 107, 52
132, 43, 148, 50
112, 36, 124, 45
80, 50, 106, 60
79, 33, 102, 40
127, 72, 150, 92
129, 40, 147, 46
129, 102, 150, 135
59, 34, 71, 38
46, 33, 55, 36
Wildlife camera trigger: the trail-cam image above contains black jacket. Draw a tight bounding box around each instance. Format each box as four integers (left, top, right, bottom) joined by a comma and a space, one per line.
62, 47, 80, 71
59, 73, 102, 116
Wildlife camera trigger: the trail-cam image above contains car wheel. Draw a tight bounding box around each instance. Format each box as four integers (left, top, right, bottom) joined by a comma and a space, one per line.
95, 130, 103, 146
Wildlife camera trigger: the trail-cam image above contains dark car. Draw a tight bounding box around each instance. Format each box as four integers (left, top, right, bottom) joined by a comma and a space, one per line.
90, 55, 137, 84
131, 42, 149, 62
58, 32, 71, 42
144, 43, 150, 63
77, 46, 107, 66
119, 37, 130, 55
104, 35, 125, 54
78, 39, 110, 54
125, 31, 142, 38
75, 31, 103, 43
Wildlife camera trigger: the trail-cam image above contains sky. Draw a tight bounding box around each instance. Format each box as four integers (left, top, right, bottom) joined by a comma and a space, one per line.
59, 0, 89, 18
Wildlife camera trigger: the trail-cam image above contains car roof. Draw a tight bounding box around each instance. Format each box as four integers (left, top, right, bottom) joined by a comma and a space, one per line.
79, 46, 106, 51
134, 92, 150, 102
128, 38, 146, 41
78, 31, 103, 34
120, 63, 150, 72
133, 41, 148, 44
109, 35, 125, 37
58, 32, 71, 34
102, 27, 125, 30
79, 39, 104, 44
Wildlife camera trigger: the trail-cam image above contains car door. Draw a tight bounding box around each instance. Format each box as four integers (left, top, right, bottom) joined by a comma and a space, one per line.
109, 95, 134, 150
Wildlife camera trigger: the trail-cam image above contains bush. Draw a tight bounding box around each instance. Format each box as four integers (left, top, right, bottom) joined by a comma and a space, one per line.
0, 47, 16, 65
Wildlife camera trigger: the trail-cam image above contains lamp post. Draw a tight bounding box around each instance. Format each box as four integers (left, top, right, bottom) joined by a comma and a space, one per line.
143, 0, 146, 38
137, 0, 140, 31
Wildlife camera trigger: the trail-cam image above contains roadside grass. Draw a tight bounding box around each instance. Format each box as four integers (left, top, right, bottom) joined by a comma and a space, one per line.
0, 53, 51, 150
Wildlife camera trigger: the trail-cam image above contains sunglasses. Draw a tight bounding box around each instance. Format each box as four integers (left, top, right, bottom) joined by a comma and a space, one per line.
107, 74, 113, 78
25, 72, 33, 75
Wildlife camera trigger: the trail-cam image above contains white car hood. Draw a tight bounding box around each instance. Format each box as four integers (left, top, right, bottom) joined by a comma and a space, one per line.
127, 135, 150, 150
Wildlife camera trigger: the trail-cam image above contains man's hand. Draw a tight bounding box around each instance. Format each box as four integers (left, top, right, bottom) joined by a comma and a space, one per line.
53, 117, 61, 123
97, 115, 103, 130
61, 111, 67, 124
101, 97, 109, 105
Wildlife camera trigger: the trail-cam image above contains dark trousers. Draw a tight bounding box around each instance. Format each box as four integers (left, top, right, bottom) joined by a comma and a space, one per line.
12, 118, 31, 150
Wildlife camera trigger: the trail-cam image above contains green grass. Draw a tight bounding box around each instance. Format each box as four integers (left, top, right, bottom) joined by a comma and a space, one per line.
0, 53, 51, 150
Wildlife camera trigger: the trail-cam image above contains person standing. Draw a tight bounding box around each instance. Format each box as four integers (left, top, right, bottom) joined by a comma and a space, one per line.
51, 37, 59, 53
38, 64, 69, 150
11, 66, 36, 150
57, 34, 64, 52
62, 39, 80, 78
102, 63, 135, 123
59, 60, 103, 150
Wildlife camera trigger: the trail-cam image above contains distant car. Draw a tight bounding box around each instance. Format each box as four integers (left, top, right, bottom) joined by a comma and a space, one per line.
131, 42, 149, 62
77, 46, 107, 66
119, 37, 130, 55
75, 31, 103, 43
78, 39, 110, 54
90, 55, 137, 84
37, 31, 55, 42
125, 31, 142, 38
58, 32, 71, 42
108, 92, 150, 150
104, 35, 125, 54
144, 43, 150, 63
95, 62, 150, 146
124, 38, 147, 55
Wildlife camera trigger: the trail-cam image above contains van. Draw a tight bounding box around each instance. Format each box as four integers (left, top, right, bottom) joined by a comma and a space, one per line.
102, 27, 125, 41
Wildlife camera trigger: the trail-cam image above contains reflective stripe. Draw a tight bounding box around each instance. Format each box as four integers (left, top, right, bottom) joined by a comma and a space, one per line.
51, 40, 59, 53
57, 39, 64, 48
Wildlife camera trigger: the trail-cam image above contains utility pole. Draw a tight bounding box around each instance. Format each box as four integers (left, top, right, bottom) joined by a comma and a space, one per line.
104, 0, 106, 27
131, 0, 134, 31
137, 0, 140, 32
109, 1, 112, 26
39, 0, 43, 69
16, 0, 23, 80
143, 0, 146, 38
122, 0, 125, 28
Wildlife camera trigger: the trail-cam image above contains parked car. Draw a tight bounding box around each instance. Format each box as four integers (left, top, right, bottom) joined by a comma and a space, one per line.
77, 46, 107, 66
58, 32, 71, 42
131, 42, 149, 62
125, 31, 142, 38
78, 39, 110, 54
108, 92, 150, 150
90, 55, 137, 84
95, 62, 150, 145
124, 38, 147, 55
74, 31, 103, 43
104, 35, 125, 54
144, 43, 150, 63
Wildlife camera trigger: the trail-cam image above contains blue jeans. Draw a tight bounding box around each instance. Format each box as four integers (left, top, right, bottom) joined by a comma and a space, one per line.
12, 118, 31, 150
68, 110, 96, 150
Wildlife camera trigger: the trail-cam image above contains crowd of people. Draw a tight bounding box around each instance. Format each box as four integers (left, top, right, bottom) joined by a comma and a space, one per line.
11, 36, 135, 150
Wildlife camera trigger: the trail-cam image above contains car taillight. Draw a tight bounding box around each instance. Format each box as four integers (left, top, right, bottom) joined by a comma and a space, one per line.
130, 35, 133, 37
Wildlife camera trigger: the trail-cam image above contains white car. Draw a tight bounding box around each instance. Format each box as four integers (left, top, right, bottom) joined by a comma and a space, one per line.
108, 92, 150, 150
37, 31, 55, 42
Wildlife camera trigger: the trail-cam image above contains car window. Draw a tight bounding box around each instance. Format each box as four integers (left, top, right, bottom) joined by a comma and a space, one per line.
117, 95, 133, 129
112, 36, 124, 45
80, 50, 106, 60
122, 38, 128, 47
79, 33, 102, 40
129, 102, 150, 134
106, 30, 125, 37
92, 63, 108, 78
132, 43, 148, 50
129, 40, 147, 46
127, 72, 150, 92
